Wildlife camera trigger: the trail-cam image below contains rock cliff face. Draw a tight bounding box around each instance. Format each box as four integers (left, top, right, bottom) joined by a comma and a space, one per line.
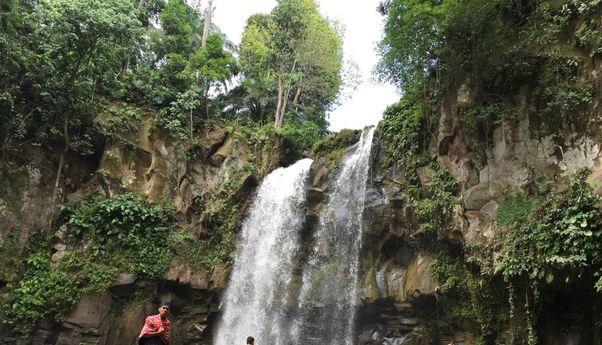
1, 61, 601, 345
346, 60, 602, 343
0, 117, 292, 345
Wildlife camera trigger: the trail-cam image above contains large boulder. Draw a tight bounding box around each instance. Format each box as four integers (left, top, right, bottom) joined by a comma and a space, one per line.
462, 180, 506, 211
55, 293, 112, 345
209, 135, 234, 167
403, 253, 437, 298
163, 261, 209, 290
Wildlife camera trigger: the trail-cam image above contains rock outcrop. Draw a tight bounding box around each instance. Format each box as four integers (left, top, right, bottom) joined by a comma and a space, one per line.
0, 116, 291, 345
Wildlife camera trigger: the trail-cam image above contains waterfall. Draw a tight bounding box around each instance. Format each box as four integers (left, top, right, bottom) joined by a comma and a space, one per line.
215, 127, 375, 345
294, 127, 375, 345
215, 158, 313, 345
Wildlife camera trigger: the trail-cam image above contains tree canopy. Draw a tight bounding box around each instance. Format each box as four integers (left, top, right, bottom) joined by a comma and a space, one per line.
239, 0, 343, 128
0, 0, 346, 169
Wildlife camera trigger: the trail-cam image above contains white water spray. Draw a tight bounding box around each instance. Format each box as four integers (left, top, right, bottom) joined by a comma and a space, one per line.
215, 158, 313, 345
215, 127, 375, 345
293, 127, 375, 345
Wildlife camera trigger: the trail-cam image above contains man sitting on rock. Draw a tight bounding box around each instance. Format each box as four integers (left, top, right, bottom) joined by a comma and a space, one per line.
138, 302, 171, 345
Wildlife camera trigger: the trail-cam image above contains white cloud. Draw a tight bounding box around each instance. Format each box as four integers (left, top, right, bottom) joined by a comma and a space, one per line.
212, 0, 399, 132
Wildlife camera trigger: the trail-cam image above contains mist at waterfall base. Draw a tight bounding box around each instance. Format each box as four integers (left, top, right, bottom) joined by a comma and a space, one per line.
215, 128, 375, 345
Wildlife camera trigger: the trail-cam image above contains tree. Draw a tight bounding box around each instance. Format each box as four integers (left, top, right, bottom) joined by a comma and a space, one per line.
127, 0, 204, 107
239, 0, 343, 128
376, 0, 522, 92
26, 0, 143, 206
188, 33, 238, 117
151, 0, 202, 59
201, 0, 214, 48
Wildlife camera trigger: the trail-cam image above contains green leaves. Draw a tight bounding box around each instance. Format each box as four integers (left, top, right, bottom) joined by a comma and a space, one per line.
239, 0, 343, 128
63, 193, 176, 275
4, 193, 177, 334
499, 169, 602, 289
411, 167, 458, 236
381, 96, 430, 177
1, 0, 144, 158
496, 192, 542, 227
152, 0, 201, 59
377, 0, 597, 140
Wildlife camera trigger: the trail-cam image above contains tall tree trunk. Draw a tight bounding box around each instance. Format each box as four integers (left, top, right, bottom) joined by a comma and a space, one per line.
51, 114, 70, 221
275, 77, 283, 127
138, 0, 145, 8
292, 80, 303, 105
190, 107, 194, 138
205, 84, 210, 119
275, 60, 298, 128
201, 0, 214, 48
278, 88, 291, 128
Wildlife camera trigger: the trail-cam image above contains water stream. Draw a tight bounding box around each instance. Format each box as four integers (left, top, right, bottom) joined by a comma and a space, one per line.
215, 158, 313, 345
293, 128, 375, 345
215, 128, 375, 345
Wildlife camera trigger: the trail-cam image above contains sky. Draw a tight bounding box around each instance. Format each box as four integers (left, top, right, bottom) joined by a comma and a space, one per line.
212, 0, 400, 132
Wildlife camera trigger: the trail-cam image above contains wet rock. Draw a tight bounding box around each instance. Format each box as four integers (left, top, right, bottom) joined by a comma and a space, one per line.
209, 135, 233, 167
587, 151, 602, 196
210, 263, 230, 290
112, 273, 136, 287
403, 253, 436, 297
384, 265, 407, 301
364, 187, 387, 209
50, 243, 68, 268
54, 293, 112, 345
65, 189, 86, 203
361, 267, 380, 302
52, 224, 68, 243
203, 125, 228, 158
462, 180, 505, 211
64, 293, 112, 329
311, 165, 329, 190
307, 187, 325, 208
479, 200, 499, 218
464, 210, 496, 246
163, 261, 209, 290
452, 204, 467, 232
416, 166, 435, 187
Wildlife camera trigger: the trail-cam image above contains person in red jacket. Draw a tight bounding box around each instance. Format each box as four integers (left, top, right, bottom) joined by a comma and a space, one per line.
138, 302, 171, 345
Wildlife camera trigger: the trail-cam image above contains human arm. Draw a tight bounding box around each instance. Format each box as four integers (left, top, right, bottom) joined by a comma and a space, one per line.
159, 323, 170, 344
140, 327, 164, 338
139, 316, 164, 338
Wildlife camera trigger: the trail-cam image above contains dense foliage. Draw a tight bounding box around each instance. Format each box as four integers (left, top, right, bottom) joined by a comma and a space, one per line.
489, 170, 602, 344
238, 0, 343, 129
0, 0, 343, 166
4, 193, 176, 333
378, 0, 599, 138
193, 162, 258, 268
311, 128, 361, 171
1, 0, 142, 161
377, 0, 602, 343
380, 97, 430, 178
0, 3, 343, 330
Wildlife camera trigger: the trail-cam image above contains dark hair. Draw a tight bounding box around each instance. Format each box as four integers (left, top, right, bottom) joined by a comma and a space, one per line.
247, 336, 255, 344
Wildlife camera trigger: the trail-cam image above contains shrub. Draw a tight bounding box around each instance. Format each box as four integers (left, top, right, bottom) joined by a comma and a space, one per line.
4, 193, 177, 333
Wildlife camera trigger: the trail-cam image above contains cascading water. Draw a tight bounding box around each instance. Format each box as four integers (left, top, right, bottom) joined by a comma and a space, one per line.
294, 127, 375, 345
215, 158, 313, 345
215, 128, 375, 345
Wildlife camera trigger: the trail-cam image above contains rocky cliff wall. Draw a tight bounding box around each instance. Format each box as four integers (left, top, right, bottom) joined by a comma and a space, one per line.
345, 56, 602, 345
0, 111, 293, 345
2, 54, 601, 345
